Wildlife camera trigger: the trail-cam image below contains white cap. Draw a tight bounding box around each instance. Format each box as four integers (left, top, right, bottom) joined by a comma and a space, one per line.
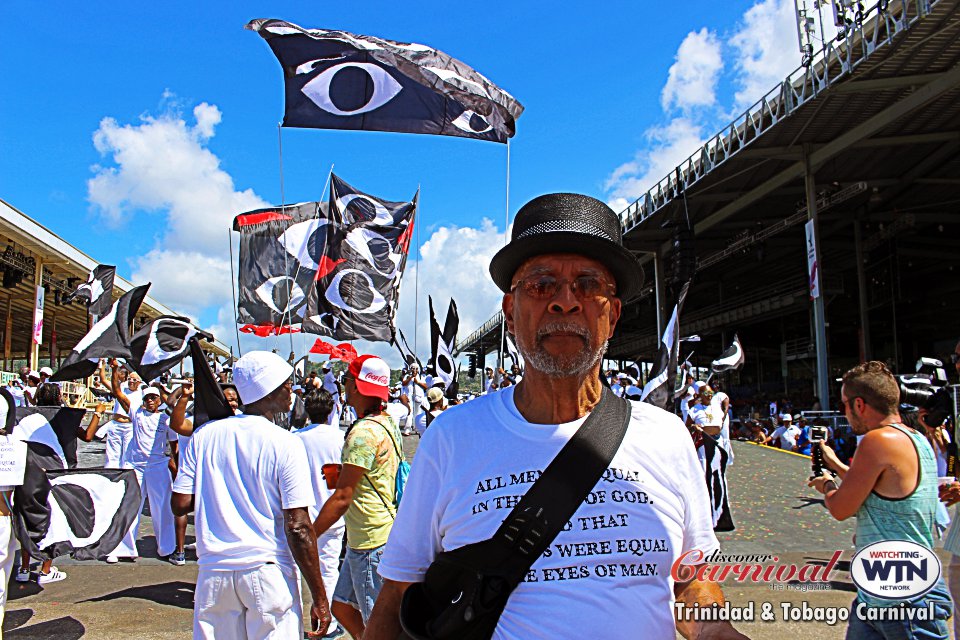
624, 385, 643, 399
39, 367, 53, 376
322, 361, 332, 370
234, 351, 294, 405
692, 381, 705, 392
142, 387, 161, 399
27, 370, 40, 380
780, 413, 793, 421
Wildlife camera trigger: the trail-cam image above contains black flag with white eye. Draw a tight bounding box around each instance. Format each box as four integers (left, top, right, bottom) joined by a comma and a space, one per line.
428, 297, 459, 395
50, 284, 150, 382
128, 316, 212, 382
641, 281, 690, 412
246, 19, 524, 143
234, 202, 342, 335
188, 337, 233, 429
63, 264, 116, 317
302, 175, 416, 342
711, 335, 745, 373
10, 405, 140, 561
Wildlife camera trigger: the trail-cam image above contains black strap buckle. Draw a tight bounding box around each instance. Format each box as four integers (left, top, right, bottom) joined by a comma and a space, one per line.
500, 506, 548, 557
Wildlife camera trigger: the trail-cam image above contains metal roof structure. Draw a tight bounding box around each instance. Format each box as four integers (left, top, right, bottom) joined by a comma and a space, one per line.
460, 0, 960, 396
0, 197, 232, 368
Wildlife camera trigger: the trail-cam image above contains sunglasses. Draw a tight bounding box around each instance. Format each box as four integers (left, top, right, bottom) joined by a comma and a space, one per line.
510, 274, 615, 300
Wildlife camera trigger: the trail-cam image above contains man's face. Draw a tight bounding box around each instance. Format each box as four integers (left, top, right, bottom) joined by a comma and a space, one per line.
840, 384, 866, 434
223, 388, 240, 411
127, 375, 142, 390
142, 394, 162, 413
503, 254, 621, 379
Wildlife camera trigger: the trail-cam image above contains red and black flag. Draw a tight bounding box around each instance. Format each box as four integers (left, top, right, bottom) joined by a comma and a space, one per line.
51, 284, 150, 382
233, 201, 342, 336
302, 174, 416, 342
246, 19, 523, 143
64, 264, 116, 317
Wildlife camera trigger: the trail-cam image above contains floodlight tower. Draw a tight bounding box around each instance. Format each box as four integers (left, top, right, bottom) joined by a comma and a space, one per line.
794, 0, 819, 66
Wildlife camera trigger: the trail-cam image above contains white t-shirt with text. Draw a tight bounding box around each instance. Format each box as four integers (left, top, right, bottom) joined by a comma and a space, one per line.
172, 414, 315, 571
379, 387, 719, 640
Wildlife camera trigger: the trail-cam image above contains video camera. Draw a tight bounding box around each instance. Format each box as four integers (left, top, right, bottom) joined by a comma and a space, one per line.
809, 425, 830, 478
897, 357, 952, 428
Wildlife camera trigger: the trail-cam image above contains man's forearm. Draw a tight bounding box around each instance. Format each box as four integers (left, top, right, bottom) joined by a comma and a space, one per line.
285, 509, 327, 604
365, 579, 411, 640
313, 494, 351, 537
675, 578, 741, 640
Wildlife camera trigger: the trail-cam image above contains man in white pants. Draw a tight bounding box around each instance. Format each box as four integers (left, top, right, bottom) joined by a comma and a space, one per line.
102, 364, 143, 468
0, 389, 19, 631
295, 386, 346, 637
111, 371, 178, 564
172, 351, 329, 639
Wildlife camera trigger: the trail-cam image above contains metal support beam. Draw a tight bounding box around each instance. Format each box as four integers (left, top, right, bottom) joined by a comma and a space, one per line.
653, 252, 665, 339
853, 217, 872, 362
30, 256, 43, 371
832, 71, 947, 93
804, 154, 831, 408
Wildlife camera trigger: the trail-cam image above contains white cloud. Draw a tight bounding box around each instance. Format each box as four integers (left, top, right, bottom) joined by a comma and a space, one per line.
88, 101, 268, 320
661, 28, 723, 113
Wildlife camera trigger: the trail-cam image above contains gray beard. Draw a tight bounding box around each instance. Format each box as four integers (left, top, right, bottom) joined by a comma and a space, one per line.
517, 322, 607, 379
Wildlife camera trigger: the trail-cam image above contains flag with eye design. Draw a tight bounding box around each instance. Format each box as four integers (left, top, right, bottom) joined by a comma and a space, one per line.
302, 175, 416, 342
233, 201, 343, 336
246, 19, 523, 143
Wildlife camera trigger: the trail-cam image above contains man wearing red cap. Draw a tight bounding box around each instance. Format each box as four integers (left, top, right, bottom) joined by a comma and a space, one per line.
313, 354, 404, 640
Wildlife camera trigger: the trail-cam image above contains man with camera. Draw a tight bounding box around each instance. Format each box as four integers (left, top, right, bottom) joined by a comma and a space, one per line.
809, 361, 951, 639
366, 194, 745, 640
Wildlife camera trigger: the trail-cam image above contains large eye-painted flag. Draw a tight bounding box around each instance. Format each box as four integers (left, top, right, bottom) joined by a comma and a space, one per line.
1, 397, 142, 562
429, 297, 459, 394
50, 284, 151, 382
233, 201, 342, 336
640, 281, 691, 411
64, 264, 116, 317
128, 316, 213, 382
246, 19, 523, 143
188, 337, 234, 429
711, 335, 745, 373
302, 174, 416, 342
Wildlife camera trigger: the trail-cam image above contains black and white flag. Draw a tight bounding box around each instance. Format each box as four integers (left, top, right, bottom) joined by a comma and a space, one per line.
505, 333, 525, 371
303, 174, 416, 342
188, 337, 233, 429
234, 201, 341, 335
711, 335, 745, 373
64, 265, 116, 317
10, 405, 141, 560
247, 19, 523, 143
640, 281, 690, 411
51, 284, 150, 382
428, 297, 459, 393
128, 316, 212, 382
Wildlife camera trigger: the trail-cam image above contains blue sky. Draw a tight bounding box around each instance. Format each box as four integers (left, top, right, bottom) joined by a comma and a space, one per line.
0, 0, 810, 366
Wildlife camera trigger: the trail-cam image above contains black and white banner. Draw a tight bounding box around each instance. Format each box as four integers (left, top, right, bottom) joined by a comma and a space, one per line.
505, 333, 525, 371
188, 337, 234, 429
711, 334, 744, 373
64, 264, 116, 317
429, 297, 459, 393
246, 19, 523, 143
51, 284, 150, 382
302, 174, 416, 342
129, 316, 210, 382
640, 281, 690, 411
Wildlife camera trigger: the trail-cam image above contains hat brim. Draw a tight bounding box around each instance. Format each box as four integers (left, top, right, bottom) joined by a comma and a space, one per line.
489, 232, 644, 301
354, 378, 389, 402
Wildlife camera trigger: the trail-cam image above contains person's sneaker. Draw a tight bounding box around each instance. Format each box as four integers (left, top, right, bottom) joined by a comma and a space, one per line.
169, 551, 186, 566
15, 567, 30, 582
322, 625, 345, 639
37, 568, 66, 585
105, 555, 119, 564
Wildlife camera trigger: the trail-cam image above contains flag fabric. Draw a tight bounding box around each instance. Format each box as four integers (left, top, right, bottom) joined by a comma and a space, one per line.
246, 19, 523, 143
505, 333, 525, 371
640, 281, 691, 411
302, 175, 416, 342
711, 335, 745, 373
428, 297, 458, 392
50, 284, 150, 382
700, 435, 734, 532
128, 316, 211, 382
308, 339, 358, 364
188, 338, 233, 429
10, 405, 141, 561
234, 201, 341, 335
64, 265, 116, 317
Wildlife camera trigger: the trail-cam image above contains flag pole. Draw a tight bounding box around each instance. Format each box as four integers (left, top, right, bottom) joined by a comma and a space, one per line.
228, 228, 243, 357
414, 184, 421, 359
499, 138, 511, 372
277, 123, 295, 359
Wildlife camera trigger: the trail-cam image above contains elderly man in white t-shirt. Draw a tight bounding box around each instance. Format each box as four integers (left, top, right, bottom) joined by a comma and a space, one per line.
172, 351, 329, 639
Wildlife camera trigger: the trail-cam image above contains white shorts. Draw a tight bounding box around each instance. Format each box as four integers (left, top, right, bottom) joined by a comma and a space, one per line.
194, 563, 302, 640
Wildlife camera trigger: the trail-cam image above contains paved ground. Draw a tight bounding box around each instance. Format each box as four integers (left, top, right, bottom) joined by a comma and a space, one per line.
2, 437, 954, 639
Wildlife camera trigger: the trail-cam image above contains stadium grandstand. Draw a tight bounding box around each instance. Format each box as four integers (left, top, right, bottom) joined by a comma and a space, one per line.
458, 0, 960, 411
0, 197, 231, 394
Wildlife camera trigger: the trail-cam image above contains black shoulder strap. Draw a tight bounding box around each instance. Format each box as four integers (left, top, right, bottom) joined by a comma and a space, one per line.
491, 386, 631, 576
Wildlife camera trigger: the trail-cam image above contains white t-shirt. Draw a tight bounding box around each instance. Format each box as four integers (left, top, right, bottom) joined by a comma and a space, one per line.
6, 385, 24, 407
126, 407, 176, 467
403, 374, 426, 407
322, 371, 339, 398
23, 386, 37, 404
688, 402, 721, 428
379, 387, 719, 640
113, 385, 143, 419
294, 422, 345, 533
770, 424, 801, 450
172, 414, 314, 571
609, 383, 623, 397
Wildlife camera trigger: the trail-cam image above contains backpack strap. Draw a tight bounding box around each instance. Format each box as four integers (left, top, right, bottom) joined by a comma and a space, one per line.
354, 414, 403, 517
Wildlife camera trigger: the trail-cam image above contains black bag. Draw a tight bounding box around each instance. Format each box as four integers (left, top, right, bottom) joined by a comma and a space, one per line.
399, 387, 631, 640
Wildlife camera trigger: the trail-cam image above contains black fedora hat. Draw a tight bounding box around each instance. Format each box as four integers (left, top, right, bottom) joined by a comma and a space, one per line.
489, 193, 643, 301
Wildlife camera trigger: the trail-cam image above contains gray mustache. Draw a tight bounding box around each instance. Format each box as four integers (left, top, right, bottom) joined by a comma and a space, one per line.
536, 323, 590, 342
